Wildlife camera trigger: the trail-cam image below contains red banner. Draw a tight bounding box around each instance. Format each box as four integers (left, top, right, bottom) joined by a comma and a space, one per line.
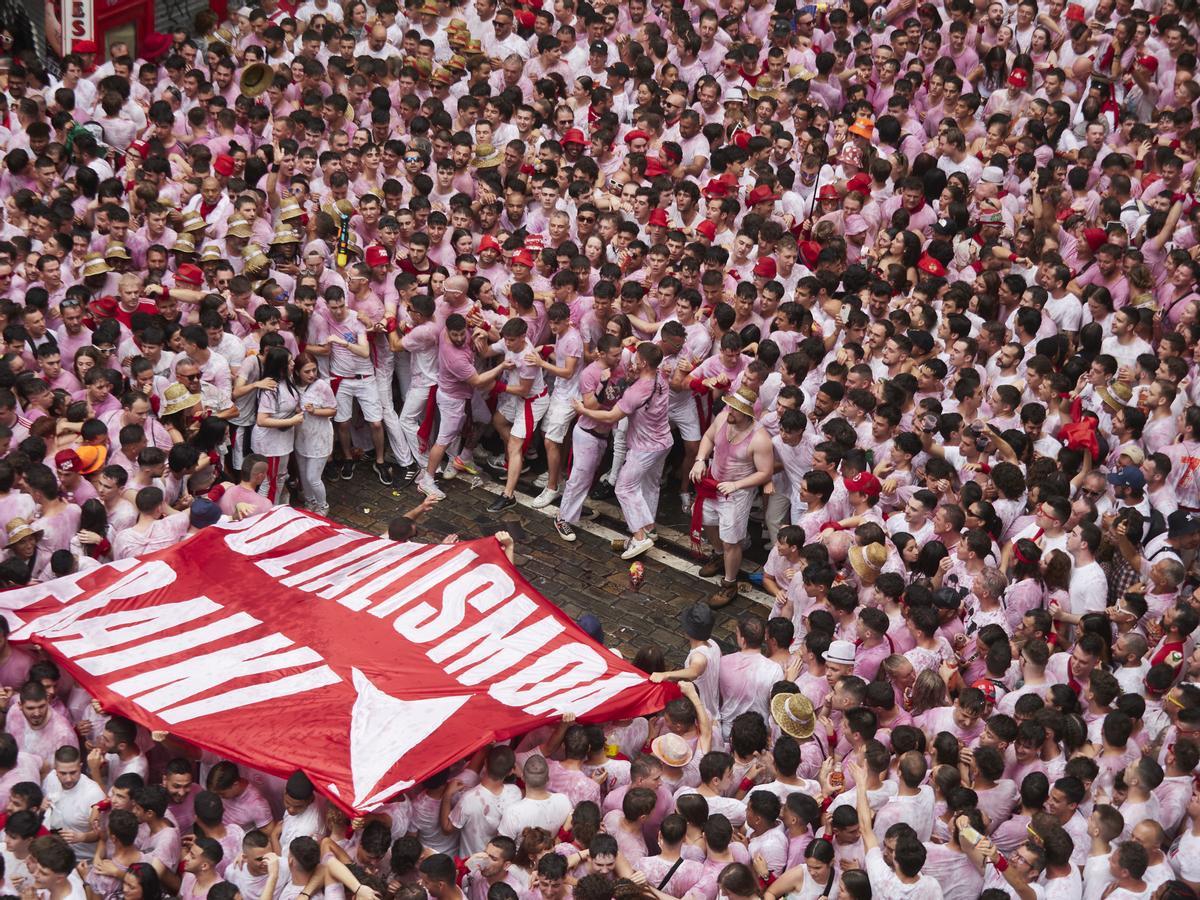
0, 509, 676, 812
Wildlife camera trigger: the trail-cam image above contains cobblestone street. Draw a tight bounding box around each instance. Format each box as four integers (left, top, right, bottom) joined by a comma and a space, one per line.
322, 456, 774, 666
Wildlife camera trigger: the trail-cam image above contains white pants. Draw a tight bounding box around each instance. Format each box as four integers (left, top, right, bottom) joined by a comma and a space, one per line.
616, 446, 669, 534
257, 454, 290, 505
373, 349, 407, 458
765, 488, 791, 544
395, 383, 436, 467
560, 427, 608, 524
605, 417, 629, 484
297, 453, 328, 513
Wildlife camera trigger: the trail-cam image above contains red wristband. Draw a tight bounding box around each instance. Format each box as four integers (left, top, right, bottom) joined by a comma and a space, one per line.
739, 777, 754, 793
994, 854, 1009, 872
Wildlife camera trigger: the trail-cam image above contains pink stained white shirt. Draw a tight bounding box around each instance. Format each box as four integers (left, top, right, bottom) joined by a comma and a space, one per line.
717, 652, 784, 739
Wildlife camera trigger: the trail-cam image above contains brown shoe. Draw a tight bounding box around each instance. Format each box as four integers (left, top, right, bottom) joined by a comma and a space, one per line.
698, 553, 723, 577
710, 579, 740, 608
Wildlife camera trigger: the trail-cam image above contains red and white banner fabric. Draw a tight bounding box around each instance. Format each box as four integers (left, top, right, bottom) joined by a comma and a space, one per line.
0, 509, 676, 811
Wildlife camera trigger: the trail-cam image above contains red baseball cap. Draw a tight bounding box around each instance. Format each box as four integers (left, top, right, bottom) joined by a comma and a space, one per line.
478, 234, 501, 252
844, 471, 882, 497
514, 9, 535, 27
562, 128, 587, 146
846, 173, 872, 195
753, 257, 777, 278
511, 249, 535, 268
73, 39, 98, 53
176, 263, 204, 286
1008, 68, 1029, 89
917, 254, 947, 277
366, 245, 390, 267
90, 296, 119, 317
648, 208, 670, 227
55, 449, 82, 473
213, 154, 236, 177
696, 220, 717, 241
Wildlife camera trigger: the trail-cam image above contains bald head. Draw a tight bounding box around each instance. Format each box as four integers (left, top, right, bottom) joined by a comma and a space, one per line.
443, 275, 469, 297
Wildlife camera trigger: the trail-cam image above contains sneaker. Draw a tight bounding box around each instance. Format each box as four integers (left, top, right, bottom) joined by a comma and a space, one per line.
450, 455, 480, 476
554, 519, 577, 542
590, 480, 616, 501
533, 471, 549, 489
710, 579, 741, 608
483, 452, 507, 470
487, 493, 516, 513
580, 505, 596, 519
621, 535, 655, 560
340, 460, 355, 480
441, 462, 458, 481
524, 445, 538, 460
373, 461, 393, 485
698, 553, 723, 577
400, 465, 419, 486
530, 487, 562, 509
416, 473, 445, 501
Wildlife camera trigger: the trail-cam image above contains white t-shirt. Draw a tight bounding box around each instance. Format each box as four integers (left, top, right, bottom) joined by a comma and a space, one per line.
497, 793, 573, 840
41, 772, 106, 859
450, 783, 523, 857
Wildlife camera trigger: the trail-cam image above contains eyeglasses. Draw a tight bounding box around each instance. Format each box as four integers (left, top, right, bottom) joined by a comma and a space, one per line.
404, 156, 421, 162
60, 299, 81, 309
180, 373, 200, 381
577, 215, 595, 223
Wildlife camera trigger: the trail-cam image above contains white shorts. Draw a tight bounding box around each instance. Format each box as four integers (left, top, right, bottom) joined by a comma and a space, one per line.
501, 392, 551, 441
668, 400, 702, 442
433, 393, 478, 446
702, 486, 755, 544
542, 397, 577, 443
334, 376, 382, 423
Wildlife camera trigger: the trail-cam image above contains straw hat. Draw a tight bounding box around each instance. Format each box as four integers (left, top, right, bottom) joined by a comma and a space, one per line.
226, 217, 253, 238
1098, 382, 1132, 411
172, 233, 197, 254
180, 211, 207, 232
474, 143, 503, 168
279, 196, 304, 221
770, 693, 816, 740
650, 733, 694, 768
81, 253, 111, 278
849, 541, 888, 582
162, 383, 201, 416
723, 386, 757, 419
104, 243, 130, 261
270, 225, 301, 245
199, 244, 222, 263
4, 518, 42, 548
243, 247, 271, 273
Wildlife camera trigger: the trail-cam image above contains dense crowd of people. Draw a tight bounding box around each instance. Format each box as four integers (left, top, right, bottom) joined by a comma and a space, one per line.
0, 0, 1197, 895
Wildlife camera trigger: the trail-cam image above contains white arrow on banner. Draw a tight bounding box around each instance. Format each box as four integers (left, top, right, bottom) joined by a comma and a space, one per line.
349, 667, 471, 810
